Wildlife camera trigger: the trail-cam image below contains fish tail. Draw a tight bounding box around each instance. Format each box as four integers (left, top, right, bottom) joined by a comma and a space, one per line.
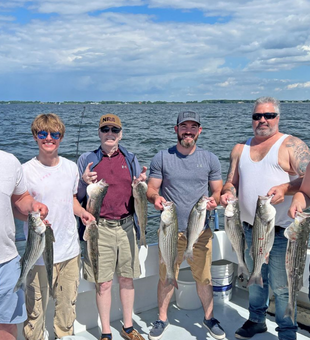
166, 278, 178, 289
284, 304, 295, 323
247, 273, 263, 288
13, 279, 23, 293
238, 263, 249, 278
183, 249, 193, 261
139, 235, 146, 247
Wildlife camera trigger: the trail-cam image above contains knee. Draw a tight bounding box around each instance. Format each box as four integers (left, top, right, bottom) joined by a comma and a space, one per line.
0, 323, 17, 338
98, 280, 113, 293
118, 277, 134, 289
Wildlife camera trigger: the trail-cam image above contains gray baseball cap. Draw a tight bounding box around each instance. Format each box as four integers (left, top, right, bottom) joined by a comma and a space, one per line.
177, 111, 201, 125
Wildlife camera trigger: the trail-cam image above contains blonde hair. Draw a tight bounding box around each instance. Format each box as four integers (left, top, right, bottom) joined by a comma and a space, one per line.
31, 113, 65, 137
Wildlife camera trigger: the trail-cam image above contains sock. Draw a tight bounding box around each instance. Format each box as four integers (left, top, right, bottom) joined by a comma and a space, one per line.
101, 333, 112, 340
123, 326, 134, 334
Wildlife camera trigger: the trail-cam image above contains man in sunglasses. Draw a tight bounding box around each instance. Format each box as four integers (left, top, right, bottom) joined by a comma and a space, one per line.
147, 111, 225, 340
77, 113, 147, 340
0, 150, 48, 340
220, 97, 310, 340
21, 113, 94, 340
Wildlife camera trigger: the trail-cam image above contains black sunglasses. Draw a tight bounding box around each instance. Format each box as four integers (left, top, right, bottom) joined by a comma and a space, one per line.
100, 126, 122, 134
252, 112, 278, 121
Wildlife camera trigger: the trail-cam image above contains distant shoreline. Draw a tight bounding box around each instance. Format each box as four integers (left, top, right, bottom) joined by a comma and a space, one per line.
1, 100, 310, 105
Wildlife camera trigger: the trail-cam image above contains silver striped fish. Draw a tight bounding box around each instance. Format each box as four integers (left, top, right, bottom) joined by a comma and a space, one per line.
247, 195, 276, 288
14, 211, 46, 292
159, 201, 178, 289
184, 196, 209, 260
284, 212, 310, 322
224, 198, 249, 278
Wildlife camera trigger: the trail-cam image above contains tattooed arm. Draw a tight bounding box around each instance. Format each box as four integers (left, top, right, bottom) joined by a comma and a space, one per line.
220, 143, 244, 207
268, 135, 310, 205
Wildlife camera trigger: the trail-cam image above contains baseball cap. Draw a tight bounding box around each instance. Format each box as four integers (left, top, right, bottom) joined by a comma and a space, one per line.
99, 114, 122, 129
177, 111, 200, 125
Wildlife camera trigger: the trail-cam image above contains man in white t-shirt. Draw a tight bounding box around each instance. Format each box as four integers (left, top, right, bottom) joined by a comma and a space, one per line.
22, 114, 94, 340
0, 150, 48, 340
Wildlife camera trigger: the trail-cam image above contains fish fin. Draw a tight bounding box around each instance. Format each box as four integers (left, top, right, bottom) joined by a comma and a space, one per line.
247, 273, 263, 288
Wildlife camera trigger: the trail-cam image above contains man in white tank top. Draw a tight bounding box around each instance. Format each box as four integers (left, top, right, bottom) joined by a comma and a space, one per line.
220, 97, 310, 340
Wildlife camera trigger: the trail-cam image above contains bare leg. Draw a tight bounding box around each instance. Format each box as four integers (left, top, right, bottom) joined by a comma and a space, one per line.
197, 282, 214, 320
119, 277, 135, 328
0, 324, 17, 340
96, 280, 113, 333
158, 280, 175, 321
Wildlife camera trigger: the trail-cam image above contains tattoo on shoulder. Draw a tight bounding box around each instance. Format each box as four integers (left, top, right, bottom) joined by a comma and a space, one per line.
286, 136, 310, 175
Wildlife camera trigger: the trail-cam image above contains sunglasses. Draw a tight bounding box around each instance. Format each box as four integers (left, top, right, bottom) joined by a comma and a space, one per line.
37, 130, 61, 140
100, 126, 122, 134
252, 112, 278, 121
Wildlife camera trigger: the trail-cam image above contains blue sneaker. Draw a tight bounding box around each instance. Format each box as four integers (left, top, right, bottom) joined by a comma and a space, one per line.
149, 319, 169, 340
203, 317, 226, 339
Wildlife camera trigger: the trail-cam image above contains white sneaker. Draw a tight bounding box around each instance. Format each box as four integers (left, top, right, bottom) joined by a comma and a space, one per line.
43, 329, 49, 340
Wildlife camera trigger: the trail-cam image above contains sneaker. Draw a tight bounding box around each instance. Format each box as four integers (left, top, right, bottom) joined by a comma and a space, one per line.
149, 319, 169, 340
100, 335, 113, 340
43, 329, 49, 340
203, 318, 226, 340
121, 327, 144, 340
235, 320, 267, 339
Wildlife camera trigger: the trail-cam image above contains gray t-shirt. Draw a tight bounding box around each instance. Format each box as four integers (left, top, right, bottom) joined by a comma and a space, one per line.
149, 145, 222, 232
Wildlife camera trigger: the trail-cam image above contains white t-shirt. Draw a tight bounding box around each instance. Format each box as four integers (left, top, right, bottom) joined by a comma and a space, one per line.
0, 150, 27, 264
23, 156, 80, 265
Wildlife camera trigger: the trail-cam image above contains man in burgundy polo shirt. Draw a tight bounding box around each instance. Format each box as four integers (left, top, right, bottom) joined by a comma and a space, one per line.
77, 114, 147, 340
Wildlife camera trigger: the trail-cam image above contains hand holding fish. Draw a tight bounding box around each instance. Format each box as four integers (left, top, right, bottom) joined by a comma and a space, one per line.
80, 209, 96, 226
82, 162, 97, 184
206, 196, 217, 210
267, 184, 286, 205
288, 192, 306, 218
136, 166, 147, 182
31, 200, 49, 220
220, 192, 236, 207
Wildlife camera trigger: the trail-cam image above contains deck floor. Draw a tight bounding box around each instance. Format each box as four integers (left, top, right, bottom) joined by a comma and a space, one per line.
71, 288, 310, 340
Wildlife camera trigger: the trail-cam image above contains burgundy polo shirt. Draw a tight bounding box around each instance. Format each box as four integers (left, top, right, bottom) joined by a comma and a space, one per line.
94, 149, 134, 220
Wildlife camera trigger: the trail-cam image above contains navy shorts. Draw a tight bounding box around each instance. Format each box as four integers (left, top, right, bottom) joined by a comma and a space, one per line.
0, 255, 27, 324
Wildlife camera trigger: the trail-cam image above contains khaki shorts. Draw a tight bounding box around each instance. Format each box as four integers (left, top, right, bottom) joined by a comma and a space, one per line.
83, 216, 141, 283
159, 227, 213, 285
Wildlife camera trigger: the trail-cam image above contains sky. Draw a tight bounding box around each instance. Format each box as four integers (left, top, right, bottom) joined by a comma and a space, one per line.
1, 0, 310, 102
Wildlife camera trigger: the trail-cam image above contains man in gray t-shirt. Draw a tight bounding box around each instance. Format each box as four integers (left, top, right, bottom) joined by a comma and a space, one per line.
147, 111, 225, 340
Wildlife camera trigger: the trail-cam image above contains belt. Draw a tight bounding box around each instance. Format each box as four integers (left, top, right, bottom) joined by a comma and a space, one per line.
101, 215, 133, 226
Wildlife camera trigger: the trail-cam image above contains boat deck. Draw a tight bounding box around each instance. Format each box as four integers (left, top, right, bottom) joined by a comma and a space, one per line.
63, 287, 310, 340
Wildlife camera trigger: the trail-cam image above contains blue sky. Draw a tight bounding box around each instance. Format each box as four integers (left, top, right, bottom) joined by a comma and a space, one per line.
0, 0, 310, 101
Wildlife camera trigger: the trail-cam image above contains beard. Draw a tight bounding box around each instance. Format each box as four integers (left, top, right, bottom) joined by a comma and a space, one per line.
178, 133, 199, 148
254, 123, 277, 137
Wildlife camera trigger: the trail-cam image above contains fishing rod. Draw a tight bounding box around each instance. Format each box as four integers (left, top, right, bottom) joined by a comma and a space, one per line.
75, 106, 86, 162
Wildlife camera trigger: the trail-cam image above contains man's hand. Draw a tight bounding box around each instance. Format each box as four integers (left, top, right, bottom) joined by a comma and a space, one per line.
82, 162, 97, 184
32, 201, 49, 220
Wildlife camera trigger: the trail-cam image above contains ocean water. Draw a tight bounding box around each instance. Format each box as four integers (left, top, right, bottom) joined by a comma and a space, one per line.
1, 103, 310, 248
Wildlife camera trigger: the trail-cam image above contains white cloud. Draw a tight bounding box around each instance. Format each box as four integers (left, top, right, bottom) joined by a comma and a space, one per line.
0, 1, 310, 100
287, 82, 310, 89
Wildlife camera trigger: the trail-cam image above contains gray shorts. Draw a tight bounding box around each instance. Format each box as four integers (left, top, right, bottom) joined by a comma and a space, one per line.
0, 255, 27, 324
83, 216, 141, 283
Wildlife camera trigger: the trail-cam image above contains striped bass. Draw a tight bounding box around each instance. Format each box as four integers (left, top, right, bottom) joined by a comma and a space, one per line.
284, 212, 310, 322
83, 220, 99, 287
132, 179, 148, 247
247, 195, 276, 288
184, 196, 209, 260
14, 211, 46, 292
43, 223, 55, 297
159, 201, 178, 289
224, 198, 249, 277
86, 179, 109, 223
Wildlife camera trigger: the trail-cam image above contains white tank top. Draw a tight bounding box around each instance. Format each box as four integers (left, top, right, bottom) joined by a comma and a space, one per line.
238, 134, 296, 228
